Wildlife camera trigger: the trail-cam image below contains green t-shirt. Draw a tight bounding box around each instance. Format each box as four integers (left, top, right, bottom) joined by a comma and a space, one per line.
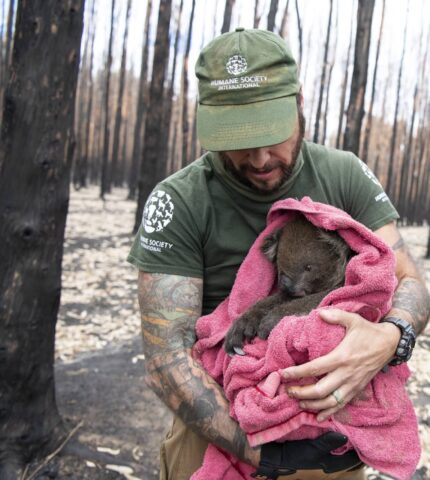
127, 141, 399, 314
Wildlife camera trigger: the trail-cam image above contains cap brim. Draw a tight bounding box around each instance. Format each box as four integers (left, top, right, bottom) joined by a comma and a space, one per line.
197, 95, 297, 151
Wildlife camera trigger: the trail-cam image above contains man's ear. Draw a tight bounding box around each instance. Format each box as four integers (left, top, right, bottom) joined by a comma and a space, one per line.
261, 229, 282, 262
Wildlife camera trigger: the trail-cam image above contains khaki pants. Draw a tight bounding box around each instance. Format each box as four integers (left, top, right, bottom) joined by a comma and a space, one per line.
159, 416, 365, 480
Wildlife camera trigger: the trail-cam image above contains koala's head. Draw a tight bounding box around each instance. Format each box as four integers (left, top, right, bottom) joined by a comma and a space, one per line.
262, 215, 352, 297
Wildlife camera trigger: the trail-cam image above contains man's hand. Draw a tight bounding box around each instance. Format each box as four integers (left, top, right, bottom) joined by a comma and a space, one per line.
280, 308, 400, 421
280, 221, 430, 422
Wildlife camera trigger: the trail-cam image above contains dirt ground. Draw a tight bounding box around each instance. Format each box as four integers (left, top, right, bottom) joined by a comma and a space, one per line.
28, 187, 430, 480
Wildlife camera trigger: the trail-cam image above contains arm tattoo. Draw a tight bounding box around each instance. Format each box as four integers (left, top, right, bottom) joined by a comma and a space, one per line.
138, 272, 253, 464
391, 279, 430, 335
388, 235, 430, 335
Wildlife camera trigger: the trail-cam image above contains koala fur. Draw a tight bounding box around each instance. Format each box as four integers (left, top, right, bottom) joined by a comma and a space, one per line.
224, 214, 353, 355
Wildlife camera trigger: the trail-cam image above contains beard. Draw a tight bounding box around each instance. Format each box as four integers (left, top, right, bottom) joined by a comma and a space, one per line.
221, 107, 305, 195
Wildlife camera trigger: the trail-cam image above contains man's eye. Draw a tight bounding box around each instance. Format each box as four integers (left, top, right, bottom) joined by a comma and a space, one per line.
305, 265, 312, 272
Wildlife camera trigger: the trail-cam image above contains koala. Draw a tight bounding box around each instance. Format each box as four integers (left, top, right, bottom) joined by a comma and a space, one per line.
224, 215, 353, 356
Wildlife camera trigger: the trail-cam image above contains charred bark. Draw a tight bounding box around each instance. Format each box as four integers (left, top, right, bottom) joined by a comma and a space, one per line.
254, 0, 261, 29
335, 4, 354, 149
321, 2, 337, 146
181, 0, 196, 166
313, 0, 333, 144
0, 1, 84, 477
163, 0, 184, 172
221, 0, 235, 34
361, 0, 385, 163
386, 2, 408, 198
100, 0, 115, 198
134, 0, 172, 233
111, 0, 132, 187
294, 0, 303, 69
278, 0, 290, 38
267, 0, 279, 32
128, 0, 152, 200
343, 0, 375, 155
79, 1, 96, 189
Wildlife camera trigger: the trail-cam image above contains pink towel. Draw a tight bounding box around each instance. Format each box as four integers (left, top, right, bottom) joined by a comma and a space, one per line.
192, 197, 420, 480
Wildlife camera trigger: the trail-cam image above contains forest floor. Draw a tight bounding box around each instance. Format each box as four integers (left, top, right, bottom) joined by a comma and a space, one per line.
28, 186, 430, 480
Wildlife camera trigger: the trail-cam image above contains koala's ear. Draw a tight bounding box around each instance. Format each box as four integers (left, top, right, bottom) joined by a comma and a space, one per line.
318, 230, 352, 268
261, 229, 282, 262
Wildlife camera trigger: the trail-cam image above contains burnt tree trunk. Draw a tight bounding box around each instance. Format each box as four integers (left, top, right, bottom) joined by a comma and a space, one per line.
321, 3, 337, 146
134, 0, 172, 233
0, 1, 84, 477
221, 0, 235, 34
267, 0, 279, 31
100, 0, 115, 198
254, 0, 261, 29
163, 0, 184, 172
343, 0, 375, 155
181, 0, 196, 166
278, 0, 290, 38
79, 1, 96, 189
128, 0, 152, 200
386, 2, 408, 198
4, 0, 15, 67
426, 228, 430, 259
313, 0, 333, 144
335, 5, 354, 149
72, 0, 95, 189
360, 0, 385, 163
0, 0, 15, 109
294, 0, 302, 69
110, 0, 131, 187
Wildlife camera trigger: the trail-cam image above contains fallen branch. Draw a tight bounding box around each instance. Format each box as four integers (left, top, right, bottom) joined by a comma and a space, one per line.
21, 421, 83, 480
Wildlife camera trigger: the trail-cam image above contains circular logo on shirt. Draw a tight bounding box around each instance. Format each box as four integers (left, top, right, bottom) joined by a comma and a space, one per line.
142, 190, 174, 234
226, 55, 247, 76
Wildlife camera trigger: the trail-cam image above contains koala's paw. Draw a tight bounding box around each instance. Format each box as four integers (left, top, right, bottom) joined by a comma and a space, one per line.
257, 313, 285, 340
224, 313, 261, 356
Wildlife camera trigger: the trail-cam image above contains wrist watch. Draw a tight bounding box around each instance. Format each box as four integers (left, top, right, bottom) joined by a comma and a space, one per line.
381, 316, 416, 365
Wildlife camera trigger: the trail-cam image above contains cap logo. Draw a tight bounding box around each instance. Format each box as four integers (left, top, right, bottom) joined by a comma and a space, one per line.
226, 55, 247, 76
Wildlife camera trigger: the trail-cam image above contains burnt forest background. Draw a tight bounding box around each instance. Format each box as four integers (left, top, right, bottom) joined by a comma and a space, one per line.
1, 0, 430, 479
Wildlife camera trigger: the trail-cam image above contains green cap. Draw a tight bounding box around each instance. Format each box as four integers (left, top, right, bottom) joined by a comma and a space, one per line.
195, 28, 300, 151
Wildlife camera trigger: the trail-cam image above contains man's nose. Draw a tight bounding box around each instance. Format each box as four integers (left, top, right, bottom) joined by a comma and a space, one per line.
248, 147, 270, 169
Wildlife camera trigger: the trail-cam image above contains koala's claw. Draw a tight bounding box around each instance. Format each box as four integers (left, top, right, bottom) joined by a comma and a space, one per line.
224, 314, 253, 355
233, 346, 246, 356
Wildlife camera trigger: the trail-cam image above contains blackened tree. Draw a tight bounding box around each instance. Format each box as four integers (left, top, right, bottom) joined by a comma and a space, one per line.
0, 0, 84, 478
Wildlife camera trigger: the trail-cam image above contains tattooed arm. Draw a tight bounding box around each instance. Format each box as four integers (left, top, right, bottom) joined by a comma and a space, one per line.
138, 271, 260, 466
281, 221, 430, 420
378, 222, 430, 334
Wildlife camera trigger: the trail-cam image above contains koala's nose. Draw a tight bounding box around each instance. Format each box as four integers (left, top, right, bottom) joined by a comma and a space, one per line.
279, 274, 294, 294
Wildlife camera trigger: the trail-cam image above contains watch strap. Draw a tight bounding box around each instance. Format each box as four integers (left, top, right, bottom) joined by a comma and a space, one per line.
381, 316, 416, 365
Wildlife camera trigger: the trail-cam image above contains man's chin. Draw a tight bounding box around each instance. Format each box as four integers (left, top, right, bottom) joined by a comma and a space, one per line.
247, 178, 284, 194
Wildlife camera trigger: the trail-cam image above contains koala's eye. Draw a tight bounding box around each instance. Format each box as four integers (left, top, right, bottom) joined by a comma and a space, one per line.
305, 264, 312, 272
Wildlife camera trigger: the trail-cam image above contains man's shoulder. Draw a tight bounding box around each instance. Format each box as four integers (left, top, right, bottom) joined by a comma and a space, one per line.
303, 141, 355, 166
160, 152, 215, 192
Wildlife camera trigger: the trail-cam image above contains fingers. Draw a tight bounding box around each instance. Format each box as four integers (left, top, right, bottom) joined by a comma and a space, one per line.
288, 381, 352, 422
281, 348, 341, 380
318, 308, 358, 328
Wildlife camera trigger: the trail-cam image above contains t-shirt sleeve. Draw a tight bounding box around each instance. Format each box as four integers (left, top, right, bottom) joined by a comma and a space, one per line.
127, 185, 203, 278
342, 153, 399, 231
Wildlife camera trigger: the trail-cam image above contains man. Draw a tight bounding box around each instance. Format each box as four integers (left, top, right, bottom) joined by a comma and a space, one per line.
128, 29, 430, 479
